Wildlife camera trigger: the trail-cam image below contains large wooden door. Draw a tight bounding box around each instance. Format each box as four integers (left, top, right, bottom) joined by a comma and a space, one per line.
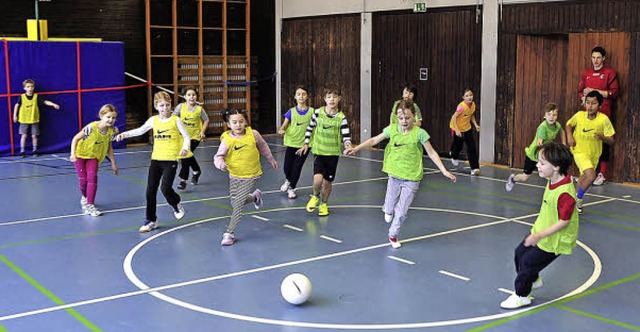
513, 34, 568, 168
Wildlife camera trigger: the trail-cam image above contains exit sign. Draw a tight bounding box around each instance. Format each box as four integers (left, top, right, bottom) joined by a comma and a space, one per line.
413, 2, 427, 13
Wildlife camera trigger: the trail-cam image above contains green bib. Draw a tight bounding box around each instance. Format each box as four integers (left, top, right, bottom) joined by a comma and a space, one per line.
310, 107, 344, 156
382, 125, 424, 181
284, 107, 314, 148
532, 181, 579, 255
525, 121, 562, 161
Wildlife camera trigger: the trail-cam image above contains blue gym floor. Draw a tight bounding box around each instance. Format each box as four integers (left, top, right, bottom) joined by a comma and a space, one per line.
0, 136, 638, 332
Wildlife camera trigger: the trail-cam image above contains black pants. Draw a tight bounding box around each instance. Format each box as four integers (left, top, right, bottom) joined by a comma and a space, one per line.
179, 140, 201, 180
283, 146, 309, 189
147, 160, 181, 221
513, 239, 559, 296
450, 130, 479, 169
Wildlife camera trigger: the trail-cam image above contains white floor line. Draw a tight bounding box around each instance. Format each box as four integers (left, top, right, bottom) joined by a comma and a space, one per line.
319, 235, 342, 243
283, 224, 303, 232
387, 255, 415, 265
623, 195, 632, 198
251, 215, 269, 221
438, 270, 470, 281
498, 288, 514, 295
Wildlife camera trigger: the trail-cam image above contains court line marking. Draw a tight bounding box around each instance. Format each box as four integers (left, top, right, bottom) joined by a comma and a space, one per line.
498, 288, 514, 295
320, 235, 342, 243
387, 256, 415, 265
283, 224, 303, 232
252, 215, 269, 221
438, 270, 470, 281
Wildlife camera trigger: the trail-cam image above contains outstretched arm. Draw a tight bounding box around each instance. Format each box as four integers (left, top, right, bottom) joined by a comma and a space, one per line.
423, 141, 456, 182
344, 133, 387, 155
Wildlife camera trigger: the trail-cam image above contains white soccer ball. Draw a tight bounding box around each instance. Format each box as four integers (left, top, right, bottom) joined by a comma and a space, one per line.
280, 273, 312, 305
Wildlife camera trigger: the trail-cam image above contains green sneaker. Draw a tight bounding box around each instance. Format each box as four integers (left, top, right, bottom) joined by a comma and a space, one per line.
306, 195, 320, 212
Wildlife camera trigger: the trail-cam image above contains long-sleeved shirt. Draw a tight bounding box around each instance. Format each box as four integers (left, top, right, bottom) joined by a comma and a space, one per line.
119, 115, 191, 151
214, 129, 276, 179
577, 65, 619, 117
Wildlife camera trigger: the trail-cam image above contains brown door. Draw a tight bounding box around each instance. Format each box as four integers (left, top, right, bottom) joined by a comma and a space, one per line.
513, 34, 568, 168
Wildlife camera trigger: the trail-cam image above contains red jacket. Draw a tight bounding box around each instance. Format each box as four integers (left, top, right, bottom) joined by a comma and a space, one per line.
577, 65, 619, 117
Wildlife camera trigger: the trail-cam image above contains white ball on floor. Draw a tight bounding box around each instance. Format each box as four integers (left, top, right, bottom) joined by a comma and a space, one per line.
280, 273, 312, 305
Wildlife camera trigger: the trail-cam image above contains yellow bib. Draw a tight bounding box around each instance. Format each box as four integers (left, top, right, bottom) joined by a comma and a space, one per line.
151, 116, 191, 161
179, 103, 204, 141
449, 101, 476, 132
18, 94, 39, 124
76, 122, 115, 163
221, 127, 262, 178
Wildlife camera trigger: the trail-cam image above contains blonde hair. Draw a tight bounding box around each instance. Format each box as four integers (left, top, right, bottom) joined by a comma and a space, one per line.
99, 104, 118, 117
154, 91, 172, 106
23, 79, 35, 87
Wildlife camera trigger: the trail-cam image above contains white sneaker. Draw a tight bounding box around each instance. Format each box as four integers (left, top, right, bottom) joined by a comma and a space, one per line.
280, 180, 290, 192
84, 204, 102, 217
173, 203, 185, 219
451, 159, 460, 166
500, 293, 531, 309
532, 277, 543, 290
139, 220, 158, 233
389, 237, 401, 249
287, 188, 297, 199
505, 174, 516, 192
576, 198, 583, 214
471, 169, 481, 176
593, 173, 606, 186
384, 213, 393, 223
221, 232, 235, 246
80, 196, 88, 211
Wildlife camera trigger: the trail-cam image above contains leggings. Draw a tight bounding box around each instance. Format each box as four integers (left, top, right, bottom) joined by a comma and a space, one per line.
283, 146, 309, 189
450, 129, 479, 170
226, 177, 258, 233
146, 160, 181, 221
179, 140, 202, 180
74, 158, 99, 205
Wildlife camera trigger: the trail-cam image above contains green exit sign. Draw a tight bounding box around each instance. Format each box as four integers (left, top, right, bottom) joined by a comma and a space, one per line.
413, 2, 427, 13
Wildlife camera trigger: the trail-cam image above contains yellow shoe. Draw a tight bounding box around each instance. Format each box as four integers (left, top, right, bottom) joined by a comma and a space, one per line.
306, 195, 320, 212
318, 203, 329, 216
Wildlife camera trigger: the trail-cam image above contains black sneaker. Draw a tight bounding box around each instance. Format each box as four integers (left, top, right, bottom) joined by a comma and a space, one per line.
32, 150, 39, 157
177, 180, 187, 190
191, 171, 201, 185
19, 151, 26, 158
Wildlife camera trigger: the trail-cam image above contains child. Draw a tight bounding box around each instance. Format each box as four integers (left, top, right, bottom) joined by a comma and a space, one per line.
277, 85, 314, 199
174, 86, 210, 190
13, 79, 60, 157
565, 91, 615, 213
449, 88, 481, 175
506, 102, 566, 192
500, 142, 578, 309
116, 91, 190, 232
297, 85, 352, 216
390, 84, 423, 127
345, 100, 456, 248
214, 109, 278, 246
69, 104, 119, 217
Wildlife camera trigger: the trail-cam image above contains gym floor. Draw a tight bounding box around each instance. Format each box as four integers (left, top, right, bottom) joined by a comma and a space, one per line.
0, 136, 638, 332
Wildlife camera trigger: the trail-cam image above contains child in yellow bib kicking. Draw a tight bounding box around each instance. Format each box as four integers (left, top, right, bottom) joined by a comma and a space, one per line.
214, 109, 278, 246
116, 91, 191, 232
345, 101, 456, 248
69, 104, 119, 217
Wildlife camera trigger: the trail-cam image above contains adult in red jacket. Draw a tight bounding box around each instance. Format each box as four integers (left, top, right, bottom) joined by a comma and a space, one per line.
577, 46, 619, 185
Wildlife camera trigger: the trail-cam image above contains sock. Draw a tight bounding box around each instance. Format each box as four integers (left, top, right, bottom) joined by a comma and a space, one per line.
577, 187, 585, 199
598, 162, 608, 177
33, 146, 37, 151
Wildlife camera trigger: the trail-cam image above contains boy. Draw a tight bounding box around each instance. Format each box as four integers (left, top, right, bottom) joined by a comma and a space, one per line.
565, 91, 615, 213
506, 102, 566, 192
13, 79, 60, 157
297, 85, 352, 216
501, 142, 578, 309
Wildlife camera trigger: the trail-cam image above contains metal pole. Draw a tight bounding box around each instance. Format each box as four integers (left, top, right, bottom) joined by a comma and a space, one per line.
35, 0, 39, 20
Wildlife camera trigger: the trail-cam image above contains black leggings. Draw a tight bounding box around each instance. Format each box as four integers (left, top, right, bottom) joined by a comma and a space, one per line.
283, 146, 309, 189
179, 140, 202, 180
146, 160, 181, 221
450, 130, 479, 169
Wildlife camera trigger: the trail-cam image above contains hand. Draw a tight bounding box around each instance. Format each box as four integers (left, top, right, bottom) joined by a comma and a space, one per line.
343, 147, 357, 155
179, 148, 188, 157
199, 132, 206, 140
115, 134, 124, 142
69, 154, 76, 162
443, 171, 457, 183
475, 125, 481, 132
583, 87, 593, 95
53, 104, 60, 110
112, 165, 119, 175
567, 137, 576, 147
278, 129, 285, 135
455, 130, 462, 137
296, 145, 309, 156
524, 234, 540, 247
219, 162, 228, 172
271, 160, 279, 170
13, 116, 17, 123
594, 133, 605, 141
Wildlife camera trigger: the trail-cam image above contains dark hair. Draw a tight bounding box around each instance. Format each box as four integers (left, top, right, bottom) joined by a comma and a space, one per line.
23, 79, 35, 87
396, 100, 416, 115
403, 84, 418, 101
591, 46, 606, 57
539, 142, 573, 176
323, 84, 341, 97
222, 108, 248, 123
585, 90, 603, 106
544, 102, 558, 114
182, 85, 198, 97
463, 87, 473, 95
294, 85, 308, 95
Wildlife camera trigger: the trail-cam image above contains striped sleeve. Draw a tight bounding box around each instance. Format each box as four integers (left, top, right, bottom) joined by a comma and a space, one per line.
81, 124, 93, 139
303, 108, 320, 144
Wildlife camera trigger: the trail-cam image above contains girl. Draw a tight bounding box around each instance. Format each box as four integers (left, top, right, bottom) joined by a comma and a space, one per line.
69, 104, 119, 217
174, 86, 210, 190
390, 84, 423, 127
214, 109, 278, 246
449, 88, 481, 175
345, 100, 456, 248
277, 86, 314, 199
506, 102, 566, 192
116, 91, 190, 232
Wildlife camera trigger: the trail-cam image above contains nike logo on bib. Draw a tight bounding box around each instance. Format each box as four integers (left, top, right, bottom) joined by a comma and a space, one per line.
322, 125, 332, 129
393, 143, 407, 147
234, 145, 246, 150
157, 129, 170, 134
296, 122, 306, 126
582, 128, 595, 133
